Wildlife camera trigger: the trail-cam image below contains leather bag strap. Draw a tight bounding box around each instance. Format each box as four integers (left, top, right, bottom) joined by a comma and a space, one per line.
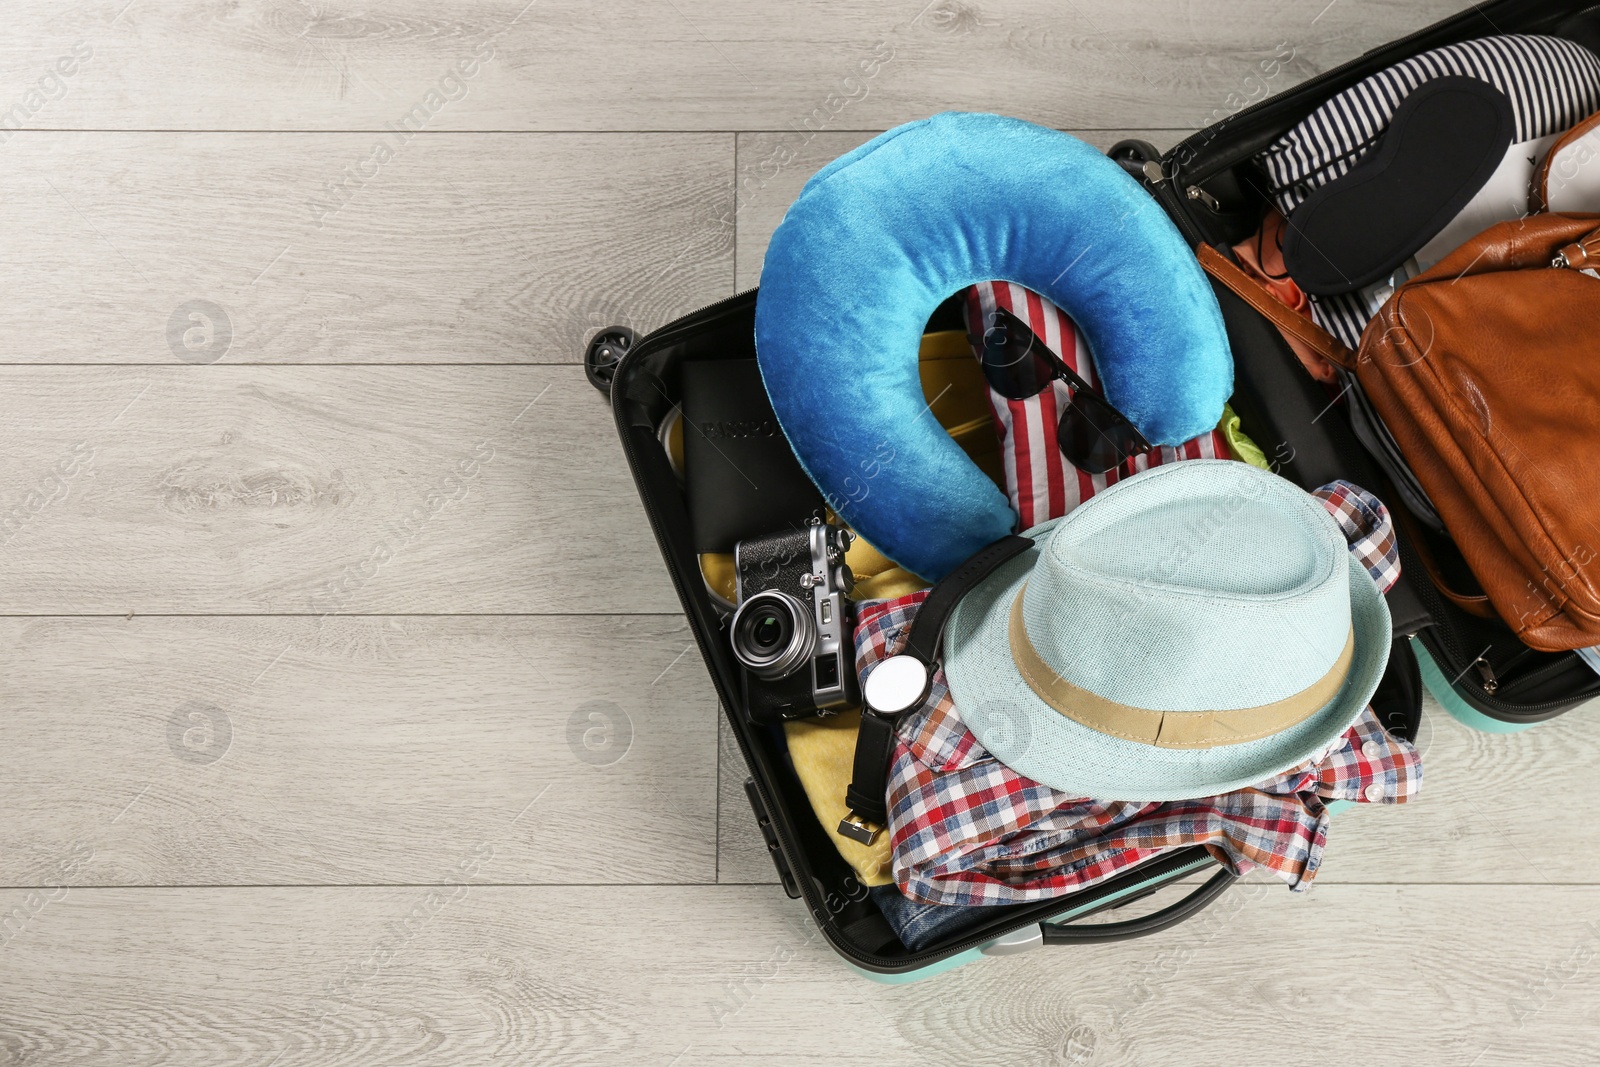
1196, 243, 1358, 372
1391, 498, 1498, 620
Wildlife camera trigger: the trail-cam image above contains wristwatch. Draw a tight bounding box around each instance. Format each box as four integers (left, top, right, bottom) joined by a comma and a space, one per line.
838, 534, 1034, 845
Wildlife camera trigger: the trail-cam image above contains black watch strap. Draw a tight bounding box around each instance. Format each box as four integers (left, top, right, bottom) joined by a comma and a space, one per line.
838, 534, 1034, 845
903, 535, 1035, 664
843, 713, 898, 829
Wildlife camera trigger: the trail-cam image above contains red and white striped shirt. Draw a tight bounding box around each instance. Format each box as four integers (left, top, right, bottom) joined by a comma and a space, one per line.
963, 281, 1231, 529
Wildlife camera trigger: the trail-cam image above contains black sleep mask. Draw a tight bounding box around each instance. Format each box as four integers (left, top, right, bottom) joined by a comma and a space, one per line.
1282, 76, 1515, 296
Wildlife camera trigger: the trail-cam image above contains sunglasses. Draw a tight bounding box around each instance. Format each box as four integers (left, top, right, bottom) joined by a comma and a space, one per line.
969, 306, 1153, 475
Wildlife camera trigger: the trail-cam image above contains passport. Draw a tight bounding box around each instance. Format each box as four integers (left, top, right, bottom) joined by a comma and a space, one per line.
681, 358, 824, 552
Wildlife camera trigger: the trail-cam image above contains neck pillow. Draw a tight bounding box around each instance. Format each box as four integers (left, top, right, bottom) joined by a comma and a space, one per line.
754, 112, 1233, 580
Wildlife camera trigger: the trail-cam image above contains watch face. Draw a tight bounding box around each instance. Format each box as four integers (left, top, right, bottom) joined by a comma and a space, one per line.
863, 654, 930, 716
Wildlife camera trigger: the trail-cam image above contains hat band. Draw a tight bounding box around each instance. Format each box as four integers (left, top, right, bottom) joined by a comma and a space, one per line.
1007, 588, 1354, 750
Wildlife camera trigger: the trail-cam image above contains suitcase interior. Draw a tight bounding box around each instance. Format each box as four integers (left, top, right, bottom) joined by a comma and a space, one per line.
609, 0, 1595, 974
1150, 0, 1600, 729
612, 291, 1421, 975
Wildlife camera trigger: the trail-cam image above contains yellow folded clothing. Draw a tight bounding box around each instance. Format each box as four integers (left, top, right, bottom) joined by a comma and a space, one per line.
782, 710, 894, 886
1220, 403, 1271, 470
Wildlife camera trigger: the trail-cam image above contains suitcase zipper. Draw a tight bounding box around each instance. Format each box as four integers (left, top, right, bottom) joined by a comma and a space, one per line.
1400, 539, 1592, 715
1185, 185, 1224, 213
1492, 653, 1594, 701
1162, 3, 1517, 193
1469, 655, 1498, 696
1414, 628, 1598, 719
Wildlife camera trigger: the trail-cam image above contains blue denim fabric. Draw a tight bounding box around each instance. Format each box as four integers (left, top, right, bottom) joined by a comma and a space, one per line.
870, 884, 998, 951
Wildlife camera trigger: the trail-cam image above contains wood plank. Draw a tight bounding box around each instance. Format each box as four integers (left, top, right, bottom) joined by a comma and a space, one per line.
3, 0, 1473, 131
40, 607, 1598, 891
4, 382, 1591, 885
0, 614, 717, 886
0, 883, 1596, 1065
0, 365, 684, 614
0, 132, 732, 363
736, 129, 1184, 289
29, 609, 1582, 891
1311, 689, 1600, 884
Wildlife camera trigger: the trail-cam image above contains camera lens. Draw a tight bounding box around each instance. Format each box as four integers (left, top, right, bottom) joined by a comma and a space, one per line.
752, 613, 785, 650
730, 590, 816, 680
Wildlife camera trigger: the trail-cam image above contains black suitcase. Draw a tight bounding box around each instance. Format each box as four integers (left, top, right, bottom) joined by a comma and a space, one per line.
601, 0, 1597, 978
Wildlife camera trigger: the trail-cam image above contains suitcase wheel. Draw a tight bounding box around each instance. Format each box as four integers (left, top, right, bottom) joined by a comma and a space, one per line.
584, 326, 636, 398
1106, 138, 1165, 183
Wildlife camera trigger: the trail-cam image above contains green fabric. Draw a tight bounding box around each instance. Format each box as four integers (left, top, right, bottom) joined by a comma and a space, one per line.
1220, 403, 1270, 469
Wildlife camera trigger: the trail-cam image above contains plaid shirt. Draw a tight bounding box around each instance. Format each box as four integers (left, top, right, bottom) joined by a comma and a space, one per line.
1317, 479, 1402, 595
860, 481, 1419, 907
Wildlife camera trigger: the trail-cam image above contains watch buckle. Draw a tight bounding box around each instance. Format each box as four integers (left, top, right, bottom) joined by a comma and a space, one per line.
837, 813, 883, 845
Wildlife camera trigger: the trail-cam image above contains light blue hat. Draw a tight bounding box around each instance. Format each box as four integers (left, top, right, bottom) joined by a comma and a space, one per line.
943, 460, 1391, 801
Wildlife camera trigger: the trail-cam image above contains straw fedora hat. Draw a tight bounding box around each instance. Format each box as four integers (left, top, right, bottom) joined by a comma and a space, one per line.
942, 460, 1391, 801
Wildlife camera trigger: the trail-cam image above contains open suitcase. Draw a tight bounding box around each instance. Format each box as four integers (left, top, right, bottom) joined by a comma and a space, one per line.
602, 0, 1600, 979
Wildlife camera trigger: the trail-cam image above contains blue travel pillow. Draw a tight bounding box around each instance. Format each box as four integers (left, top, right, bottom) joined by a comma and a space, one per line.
754, 112, 1233, 581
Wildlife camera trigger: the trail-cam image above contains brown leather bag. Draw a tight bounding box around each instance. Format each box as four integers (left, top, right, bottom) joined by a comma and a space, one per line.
1200, 214, 1600, 652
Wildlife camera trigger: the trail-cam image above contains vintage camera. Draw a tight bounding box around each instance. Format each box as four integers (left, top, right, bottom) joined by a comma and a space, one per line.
730, 520, 859, 723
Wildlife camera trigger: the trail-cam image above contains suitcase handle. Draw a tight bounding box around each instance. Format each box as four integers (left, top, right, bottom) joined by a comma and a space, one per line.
1038, 867, 1237, 945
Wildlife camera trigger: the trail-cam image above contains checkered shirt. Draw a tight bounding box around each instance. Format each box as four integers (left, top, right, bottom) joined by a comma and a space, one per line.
1316, 479, 1401, 594
858, 481, 1418, 907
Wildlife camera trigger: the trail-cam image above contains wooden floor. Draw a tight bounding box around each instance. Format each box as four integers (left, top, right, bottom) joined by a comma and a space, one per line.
3, 1, 1597, 1063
